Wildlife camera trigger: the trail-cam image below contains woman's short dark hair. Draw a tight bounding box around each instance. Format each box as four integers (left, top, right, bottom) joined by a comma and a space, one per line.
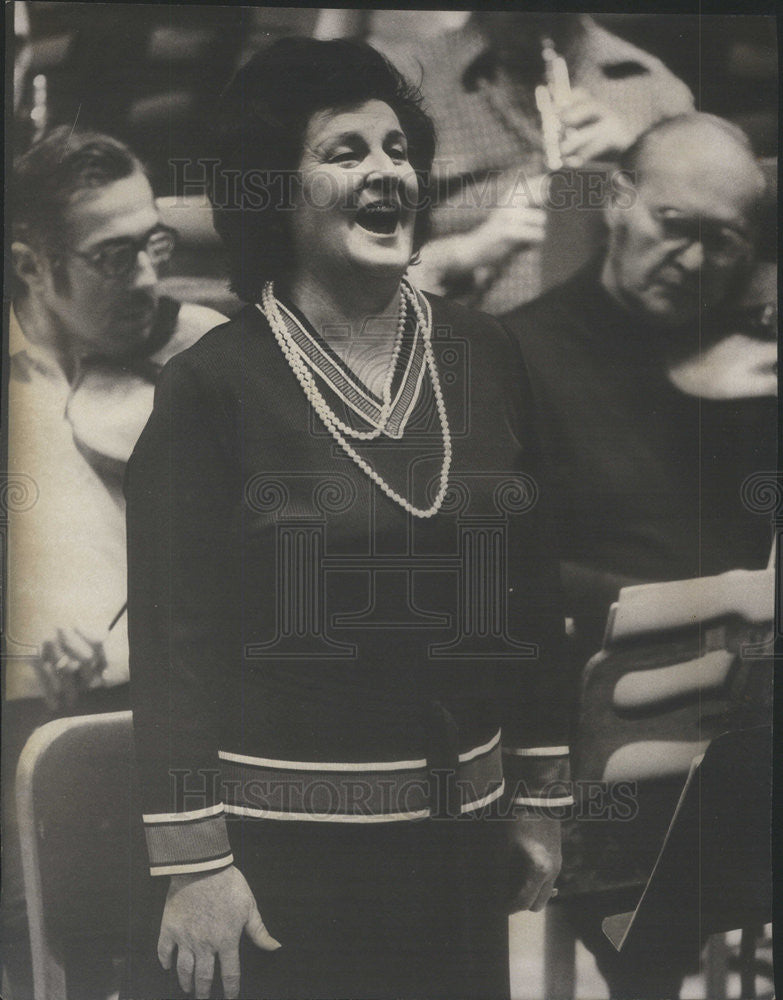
208, 37, 436, 303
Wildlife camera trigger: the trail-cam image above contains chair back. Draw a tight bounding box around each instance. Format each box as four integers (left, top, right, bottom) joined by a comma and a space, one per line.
560, 569, 773, 898
16, 711, 147, 1000
574, 569, 774, 783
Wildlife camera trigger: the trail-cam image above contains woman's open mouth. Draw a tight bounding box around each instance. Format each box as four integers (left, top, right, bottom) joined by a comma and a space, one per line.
355, 202, 401, 236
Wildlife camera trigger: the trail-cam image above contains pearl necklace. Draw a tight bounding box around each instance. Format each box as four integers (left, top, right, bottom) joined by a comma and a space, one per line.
259, 278, 451, 519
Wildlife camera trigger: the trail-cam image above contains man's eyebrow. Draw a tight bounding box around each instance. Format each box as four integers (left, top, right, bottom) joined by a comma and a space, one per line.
82, 223, 164, 252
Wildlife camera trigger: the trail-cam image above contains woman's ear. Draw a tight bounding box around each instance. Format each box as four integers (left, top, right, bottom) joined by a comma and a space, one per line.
12, 240, 48, 292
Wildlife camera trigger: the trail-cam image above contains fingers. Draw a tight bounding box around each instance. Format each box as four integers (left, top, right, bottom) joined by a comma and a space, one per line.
245, 905, 282, 952
194, 951, 216, 1000
514, 206, 548, 229
218, 946, 241, 999
75, 626, 108, 676
493, 205, 547, 246
558, 94, 602, 129
176, 946, 195, 995
157, 928, 175, 970
55, 627, 105, 691
508, 874, 542, 914
560, 118, 632, 164
57, 626, 96, 663
33, 641, 64, 711
530, 877, 558, 913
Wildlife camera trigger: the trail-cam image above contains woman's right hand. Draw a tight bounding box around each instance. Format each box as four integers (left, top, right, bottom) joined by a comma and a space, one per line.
158, 864, 282, 999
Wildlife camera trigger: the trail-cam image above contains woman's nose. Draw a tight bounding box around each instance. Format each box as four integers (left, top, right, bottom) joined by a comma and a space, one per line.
364, 148, 399, 183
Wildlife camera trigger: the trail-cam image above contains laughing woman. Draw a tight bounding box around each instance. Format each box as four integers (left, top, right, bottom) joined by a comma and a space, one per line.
124, 38, 572, 1000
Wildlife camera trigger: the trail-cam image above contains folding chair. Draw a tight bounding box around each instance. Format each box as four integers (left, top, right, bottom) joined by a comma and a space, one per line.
15, 711, 147, 1000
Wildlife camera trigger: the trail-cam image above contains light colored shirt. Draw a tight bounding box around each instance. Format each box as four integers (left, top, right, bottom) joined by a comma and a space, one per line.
6, 300, 226, 700
6, 307, 129, 699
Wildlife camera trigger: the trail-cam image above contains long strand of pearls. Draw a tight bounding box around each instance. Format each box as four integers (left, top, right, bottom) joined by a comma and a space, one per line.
258, 278, 451, 519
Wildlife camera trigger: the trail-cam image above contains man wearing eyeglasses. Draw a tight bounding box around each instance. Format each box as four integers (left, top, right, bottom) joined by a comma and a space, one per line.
4, 126, 226, 996
501, 113, 774, 998
8, 126, 226, 713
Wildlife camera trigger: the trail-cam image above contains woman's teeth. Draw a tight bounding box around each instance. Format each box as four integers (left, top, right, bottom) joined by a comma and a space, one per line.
356, 204, 400, 235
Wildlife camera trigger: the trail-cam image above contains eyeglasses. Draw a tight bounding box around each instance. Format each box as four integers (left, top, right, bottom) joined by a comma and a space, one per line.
650, 206, 753, 267
69, 225, 177, 280
719, 302, 777, 340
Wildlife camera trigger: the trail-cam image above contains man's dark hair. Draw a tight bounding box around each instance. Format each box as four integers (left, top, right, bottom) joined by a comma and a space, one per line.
12, 126, 144, 253
208, 37, 437, 303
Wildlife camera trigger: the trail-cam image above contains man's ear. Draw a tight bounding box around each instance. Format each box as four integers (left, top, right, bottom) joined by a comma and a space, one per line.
11, 240, 48, 291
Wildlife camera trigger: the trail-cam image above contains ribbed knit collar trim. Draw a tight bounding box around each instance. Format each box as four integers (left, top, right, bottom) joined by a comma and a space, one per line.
269, 291, 431, 441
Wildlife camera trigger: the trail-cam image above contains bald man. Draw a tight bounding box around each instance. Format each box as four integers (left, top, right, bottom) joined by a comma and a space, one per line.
502, 114, 774, 998
600, 113, 766, 329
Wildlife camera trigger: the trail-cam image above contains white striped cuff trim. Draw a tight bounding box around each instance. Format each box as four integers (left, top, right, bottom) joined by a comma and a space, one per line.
459, 729, 501, 763
150, 854, 234, 877
502, 746, 570, 757
513, 795, 575, 807
218, 749, 427, 772
224, 803, 430, 823
460, 780, 505, 814
143, 803, 225, 824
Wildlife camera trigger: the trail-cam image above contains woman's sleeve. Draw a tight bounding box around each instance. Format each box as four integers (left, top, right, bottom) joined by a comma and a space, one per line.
495, 322, 574, 818
126, 354, 239, 876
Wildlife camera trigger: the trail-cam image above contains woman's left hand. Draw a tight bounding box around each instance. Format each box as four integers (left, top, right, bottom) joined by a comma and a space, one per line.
506, 815, 562, 912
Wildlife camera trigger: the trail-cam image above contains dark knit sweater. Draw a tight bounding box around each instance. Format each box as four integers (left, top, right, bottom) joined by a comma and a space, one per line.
126, 292, 572, 875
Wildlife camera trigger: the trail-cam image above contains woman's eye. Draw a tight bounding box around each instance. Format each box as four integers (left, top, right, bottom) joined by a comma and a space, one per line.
330, 151, 359, 165
389, 146, 408, 162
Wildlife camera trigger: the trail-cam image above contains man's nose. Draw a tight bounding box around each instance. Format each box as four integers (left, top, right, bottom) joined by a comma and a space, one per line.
131, 249, 158, 289
675, 240, 706, 272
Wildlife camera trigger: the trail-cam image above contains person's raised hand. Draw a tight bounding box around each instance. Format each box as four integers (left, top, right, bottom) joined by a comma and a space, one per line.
158, 864, 281, 999
475, 173, 550, 263
558, 88, 634, 165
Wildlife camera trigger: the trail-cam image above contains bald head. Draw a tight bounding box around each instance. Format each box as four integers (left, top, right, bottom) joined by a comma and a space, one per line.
623, 113, 765, 215
603, 114, 767, 330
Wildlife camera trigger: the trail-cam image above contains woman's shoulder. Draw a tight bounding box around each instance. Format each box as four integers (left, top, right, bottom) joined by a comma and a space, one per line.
422, 290, 515, 339
422, 290, 525, 367
162, 303, 269, 379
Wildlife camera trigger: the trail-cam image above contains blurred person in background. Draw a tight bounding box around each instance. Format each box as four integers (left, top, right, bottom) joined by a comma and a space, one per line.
4, 126, 224, 997
502, 112, 773, 999
409, 12, 694, 315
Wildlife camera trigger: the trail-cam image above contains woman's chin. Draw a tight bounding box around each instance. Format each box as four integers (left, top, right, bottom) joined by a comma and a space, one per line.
346, 228, 414, 277
349, 248, 412, 280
